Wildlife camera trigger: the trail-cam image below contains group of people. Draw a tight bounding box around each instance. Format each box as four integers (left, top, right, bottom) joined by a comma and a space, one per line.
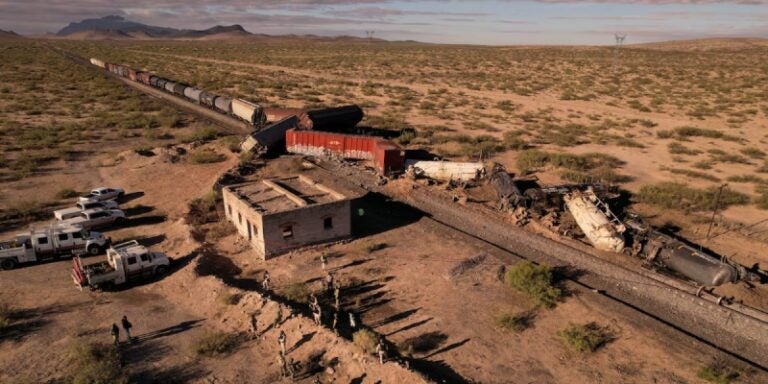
110, 315, 134, 346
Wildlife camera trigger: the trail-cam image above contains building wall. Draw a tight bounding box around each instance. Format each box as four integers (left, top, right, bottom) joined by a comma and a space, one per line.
222, 188, 266, 255
222, 186, 352, 260
261, 200, 351, 258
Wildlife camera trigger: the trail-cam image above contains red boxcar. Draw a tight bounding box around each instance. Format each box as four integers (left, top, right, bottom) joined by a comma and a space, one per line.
286, 129, 378, 160
128, 69, 138, 81
137, 72, 151, 85
374, 140, 405, 176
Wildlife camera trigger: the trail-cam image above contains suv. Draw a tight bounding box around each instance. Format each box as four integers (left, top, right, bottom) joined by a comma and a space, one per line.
62, 209, 126, 229
54, 200, 120, 221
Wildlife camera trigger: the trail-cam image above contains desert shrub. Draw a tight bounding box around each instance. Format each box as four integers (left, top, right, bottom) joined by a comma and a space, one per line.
697, 359, 739, 384
693, 161, 714, 170
504, 261, 561, 308
726, 174, 766, 184
637, 183, 749, 211
158, 107, 182, 128
353, 329, 379, 355
218, 291, 242, 306
68, 341, 128, 384
558, 322, 611, 353
0, 302, 11, 331
219, 135, 242, 153
189, 148, 226, 164
186, 126, 219, 143
667, 142, 701, 156
364, 242, 388, 253
186, 191, 219, 225
756, 190, 768, 210
56, 188, 79, 199
740, 147, 765, 159
133, 146, 155, 157
193, 331, 238, 357
666, 168, 720, 182
279, 283, 309, 304
673, 126, 739, 141
495, 312, 533, 333
656, 130, 674, 139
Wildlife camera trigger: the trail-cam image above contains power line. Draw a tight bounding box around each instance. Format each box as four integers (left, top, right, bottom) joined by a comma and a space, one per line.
612, 33, 626, 77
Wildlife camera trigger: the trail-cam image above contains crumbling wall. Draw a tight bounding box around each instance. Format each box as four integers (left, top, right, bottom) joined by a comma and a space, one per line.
222, 188, 266, 255
261, 200, 351, 258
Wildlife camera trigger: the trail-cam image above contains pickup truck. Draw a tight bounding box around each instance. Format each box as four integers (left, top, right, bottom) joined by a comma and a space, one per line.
72, 240, 170, 290
78, 187, 125, 202
61, 208, 126, 230
1, 226, 110, 270
54, 200, 120, 221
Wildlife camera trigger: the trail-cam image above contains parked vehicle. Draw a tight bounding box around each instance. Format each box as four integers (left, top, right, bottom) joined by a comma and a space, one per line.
78, 187, 125, 202
1, 226, 110, 270
54, 200, 120, 221
61, 209, 126, 230
72, 240, 171, 290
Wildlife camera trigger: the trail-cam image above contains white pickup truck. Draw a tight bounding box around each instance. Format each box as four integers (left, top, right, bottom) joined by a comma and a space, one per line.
79, 187, 125, 203
0, 226, 111, 270
61, 208, 126, 230
72, 240, 171, 290
54, 200, 120, 221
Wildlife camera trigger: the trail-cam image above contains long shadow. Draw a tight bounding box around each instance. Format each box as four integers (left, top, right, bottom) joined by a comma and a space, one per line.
351, 192, 425, 238
408, 359, 471, 384
111, 215, 167, 230
287, 331, 316, 354
385, 317, 433, 337
333, 258, 372, 272
119, 191, 145, 204
423, 338, 471, 359
355, 298, 392, 314
401, 331, 448, 354
124, 205, 155, 217
132, 319, 205, 343
350, 373, 367, 384
131, 360, 209, 384
370, 308, 420, 328
136, 234, 167, 247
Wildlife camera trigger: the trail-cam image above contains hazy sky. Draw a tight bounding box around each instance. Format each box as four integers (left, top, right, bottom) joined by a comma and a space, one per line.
1, 0, 767, 45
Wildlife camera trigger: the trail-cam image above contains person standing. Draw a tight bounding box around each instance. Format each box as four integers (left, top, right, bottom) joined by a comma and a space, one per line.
110, 323, 120, 346
278, 330, 287, 356
249, 312, 259, 339
121, 316, 133, 343
376, 339, 386, 365
349, 312, 357, 329
331, 311, 338, 335
333, 283, 341, 310
320, 253, 327, 272
262, 270, 271, 290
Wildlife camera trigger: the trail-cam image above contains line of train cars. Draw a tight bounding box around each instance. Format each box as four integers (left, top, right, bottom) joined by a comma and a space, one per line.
89, 57, 404, 175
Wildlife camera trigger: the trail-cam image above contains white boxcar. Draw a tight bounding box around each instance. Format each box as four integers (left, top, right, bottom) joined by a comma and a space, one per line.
184, 87, 203, 103
232, 98, 265, 125
90, 58, 106, 68
404, 160, 485, 182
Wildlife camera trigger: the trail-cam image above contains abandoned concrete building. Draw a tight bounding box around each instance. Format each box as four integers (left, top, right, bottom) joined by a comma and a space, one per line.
222, 175, 353, 259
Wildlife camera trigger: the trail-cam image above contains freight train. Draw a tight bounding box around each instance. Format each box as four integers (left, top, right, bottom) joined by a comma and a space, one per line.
89, 58, 363, 132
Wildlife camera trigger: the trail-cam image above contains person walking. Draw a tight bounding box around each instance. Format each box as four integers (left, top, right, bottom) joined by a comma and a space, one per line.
121, 315, 133, 343
278, 330, 287, 356
333, 283, 341, 309
110, 323, 120, 346
349, 312, 357, 329
320, 252, 327, 272
376, 338, 386, 365
331, 311, 338, 335
313, 306, 322, 326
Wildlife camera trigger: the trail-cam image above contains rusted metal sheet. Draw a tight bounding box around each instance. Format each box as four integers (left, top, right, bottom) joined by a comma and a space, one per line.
200, 92, 217, 107
232, 98, 265, 125
374, 140, 405, 175
214, 96, 232, 114
404, 160, 484, 181
286, 129, 378, 160
183, 87, 203, 103
137, 72, 151, 85
564, 189, 625, 253
241, 115, 299, 155
306, 105, 364, 132
264, 108, 312, 130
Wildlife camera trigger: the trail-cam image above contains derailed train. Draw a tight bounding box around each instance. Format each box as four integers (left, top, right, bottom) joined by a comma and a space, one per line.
89, 57, 365, 132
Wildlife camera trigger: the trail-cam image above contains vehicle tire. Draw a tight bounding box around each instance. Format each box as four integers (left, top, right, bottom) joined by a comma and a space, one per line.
87, 245, 102, 256
1, 258, 18, 270
155, 266, 169, 276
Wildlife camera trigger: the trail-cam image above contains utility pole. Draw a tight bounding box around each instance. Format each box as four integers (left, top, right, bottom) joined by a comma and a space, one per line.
706, 183, 728, 240
613, 34, 626, 76
365, 30, 375, 43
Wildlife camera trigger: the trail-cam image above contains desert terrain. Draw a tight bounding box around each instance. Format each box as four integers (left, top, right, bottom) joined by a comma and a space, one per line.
1, 34, 768, 384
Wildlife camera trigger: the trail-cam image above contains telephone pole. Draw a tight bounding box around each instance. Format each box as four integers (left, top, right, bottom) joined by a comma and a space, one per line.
613, 34, 626, 76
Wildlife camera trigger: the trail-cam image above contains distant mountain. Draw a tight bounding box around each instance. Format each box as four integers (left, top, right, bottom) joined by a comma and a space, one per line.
630, 37, 768, 51
0, 29, 21, 38
57, 15, 177, 37
56, 15, 252, 40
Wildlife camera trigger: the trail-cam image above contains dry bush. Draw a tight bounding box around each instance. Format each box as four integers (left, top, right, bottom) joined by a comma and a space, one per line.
505, 261, 561, 308
637, 183, 749, 211
68, 341, 128, 384
353, 329, 379, 355
55, 188, 79, 199
495, 311, 534, 333
278, 283, 310, 304
189, 148, 226, 164
558, 322, 612, 354
697, 358, 739, 384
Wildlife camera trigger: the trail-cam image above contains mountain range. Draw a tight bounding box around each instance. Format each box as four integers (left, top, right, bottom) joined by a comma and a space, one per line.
55, 15, 252, 40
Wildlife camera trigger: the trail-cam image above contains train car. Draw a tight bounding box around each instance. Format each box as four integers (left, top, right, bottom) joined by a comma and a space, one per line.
183, 87, 203, 103
164, 81, 176, 93
264, 108, 313, 130
374, 140, 405, 176
156, 78, 169, 90
232, 98, 265, 126
89, 58, 105, 68
137, 72, 151, 85
172, 83, 188, 97
149, 76, 160, 87
127, 69, 138, 82
214, 96, 233, 115
200, 92, 217, 108
241, 116, 299, 155
285, 129, 377, 160
306, 105, 364, 132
